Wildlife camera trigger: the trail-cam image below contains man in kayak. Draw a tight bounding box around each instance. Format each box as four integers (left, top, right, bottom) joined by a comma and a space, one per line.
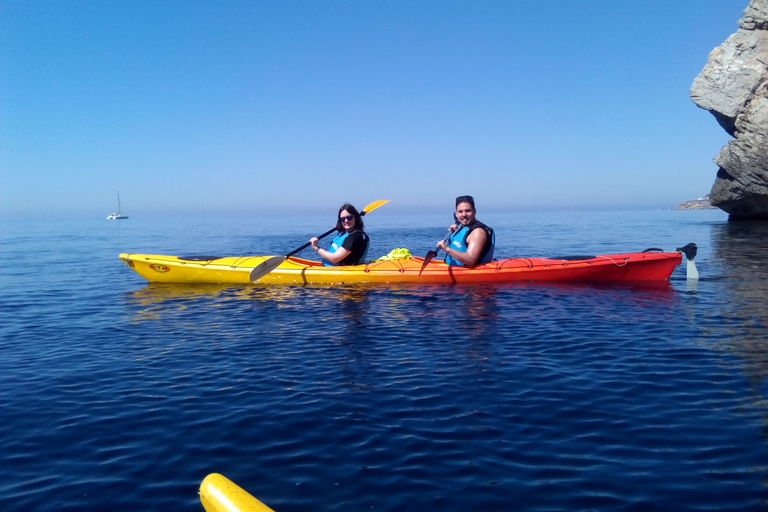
437, 195, 495, 267
310, 203, 370, 266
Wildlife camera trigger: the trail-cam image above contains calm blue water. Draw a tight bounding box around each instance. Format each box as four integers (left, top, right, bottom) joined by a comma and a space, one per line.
2, 209, 768, 511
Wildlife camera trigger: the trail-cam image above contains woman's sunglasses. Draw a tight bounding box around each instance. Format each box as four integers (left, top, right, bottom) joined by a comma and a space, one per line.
339, 215, 354, 222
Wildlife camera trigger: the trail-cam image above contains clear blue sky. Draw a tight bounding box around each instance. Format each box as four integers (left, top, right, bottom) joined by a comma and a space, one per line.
0, 0, 747, 218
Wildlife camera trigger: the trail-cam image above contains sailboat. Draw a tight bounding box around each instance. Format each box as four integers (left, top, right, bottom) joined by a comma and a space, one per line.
107, 191, 129, 220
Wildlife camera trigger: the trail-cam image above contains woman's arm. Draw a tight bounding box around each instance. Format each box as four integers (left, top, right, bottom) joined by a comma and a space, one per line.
310, 236, 351, 264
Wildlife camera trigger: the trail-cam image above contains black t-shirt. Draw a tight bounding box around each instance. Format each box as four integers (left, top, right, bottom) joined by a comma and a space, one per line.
339, 230, 369, 266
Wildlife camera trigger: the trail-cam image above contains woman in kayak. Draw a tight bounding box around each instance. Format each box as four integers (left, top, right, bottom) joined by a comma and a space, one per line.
437, 195, 495, 267
310, 204, 370, 266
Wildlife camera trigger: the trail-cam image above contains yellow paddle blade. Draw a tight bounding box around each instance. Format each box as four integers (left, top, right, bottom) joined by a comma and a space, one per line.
361, 199, 390, 215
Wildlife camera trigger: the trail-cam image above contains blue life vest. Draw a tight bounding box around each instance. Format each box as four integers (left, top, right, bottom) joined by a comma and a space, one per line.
322, 230, 370, 266
444, 221, 495, 266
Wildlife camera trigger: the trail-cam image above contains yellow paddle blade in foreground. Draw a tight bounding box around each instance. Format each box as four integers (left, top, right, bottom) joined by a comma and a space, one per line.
200, 473, 276, 512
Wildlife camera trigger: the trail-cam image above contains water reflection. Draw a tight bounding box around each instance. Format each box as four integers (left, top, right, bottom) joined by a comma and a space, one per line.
323, 285, 373, 343
124, 282, 368, 322
318, 286, 375, 394
125, 283, 232, 321
128, 282, 238, 302
124, 278, 679, 327
707, 221, 768, 384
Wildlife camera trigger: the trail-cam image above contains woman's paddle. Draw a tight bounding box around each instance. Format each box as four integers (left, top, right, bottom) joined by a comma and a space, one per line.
249, 199, 390, 282
419, 214, 458, 276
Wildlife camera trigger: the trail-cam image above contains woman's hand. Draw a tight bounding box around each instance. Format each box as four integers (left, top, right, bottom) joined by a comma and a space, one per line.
437, 240, 448, 252
309, 237, 319, 250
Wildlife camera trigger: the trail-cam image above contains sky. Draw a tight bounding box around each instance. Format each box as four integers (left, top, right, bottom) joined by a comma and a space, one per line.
0, 0, 749, 219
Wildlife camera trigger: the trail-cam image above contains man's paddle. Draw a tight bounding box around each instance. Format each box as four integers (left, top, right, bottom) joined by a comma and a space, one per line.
419, 214, 458, 276
249, 199, 390, 282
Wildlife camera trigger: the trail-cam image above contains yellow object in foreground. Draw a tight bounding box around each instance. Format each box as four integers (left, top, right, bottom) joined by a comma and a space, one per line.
200, 473, 276, 512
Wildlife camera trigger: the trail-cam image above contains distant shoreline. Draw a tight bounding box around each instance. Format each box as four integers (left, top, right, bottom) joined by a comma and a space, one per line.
676, 197, 716, 210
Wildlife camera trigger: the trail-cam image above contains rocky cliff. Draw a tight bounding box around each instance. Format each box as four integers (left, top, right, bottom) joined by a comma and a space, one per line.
690, 0, 768, 221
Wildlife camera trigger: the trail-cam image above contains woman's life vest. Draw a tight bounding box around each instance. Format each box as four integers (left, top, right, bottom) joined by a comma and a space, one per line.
322, 230, 370, 266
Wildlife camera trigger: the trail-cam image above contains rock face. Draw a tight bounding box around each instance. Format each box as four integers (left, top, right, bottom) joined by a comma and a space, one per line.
690, 0, 768, 221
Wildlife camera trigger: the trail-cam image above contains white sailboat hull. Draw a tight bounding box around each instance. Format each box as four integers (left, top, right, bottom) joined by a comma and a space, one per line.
107, 192, 128, 220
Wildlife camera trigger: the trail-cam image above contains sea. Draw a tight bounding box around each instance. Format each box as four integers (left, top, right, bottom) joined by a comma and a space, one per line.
2, 208, 768, 512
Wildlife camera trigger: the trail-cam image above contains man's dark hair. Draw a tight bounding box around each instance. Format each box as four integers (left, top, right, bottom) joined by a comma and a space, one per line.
335, 203, 365, 232
455, 195, 475, 209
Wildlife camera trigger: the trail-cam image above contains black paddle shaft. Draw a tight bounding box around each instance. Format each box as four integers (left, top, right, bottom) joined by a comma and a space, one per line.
286, 227, 336, 258
285, 210, 371, 258
437, 213, 459, 252
419, 214, 459, 276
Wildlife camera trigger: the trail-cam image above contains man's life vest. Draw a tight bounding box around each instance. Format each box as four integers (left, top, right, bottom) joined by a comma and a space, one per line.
444, 221, 495, 267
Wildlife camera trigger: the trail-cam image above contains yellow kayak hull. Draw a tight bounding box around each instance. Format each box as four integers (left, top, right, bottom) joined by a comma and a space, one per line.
119, 251, 682, 285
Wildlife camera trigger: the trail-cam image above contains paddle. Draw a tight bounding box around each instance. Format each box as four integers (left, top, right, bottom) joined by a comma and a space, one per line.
419, 214, 458, 276
249, 199, 391, 282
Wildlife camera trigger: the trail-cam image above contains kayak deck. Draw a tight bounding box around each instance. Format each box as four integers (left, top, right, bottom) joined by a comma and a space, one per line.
119, 251, 682, 285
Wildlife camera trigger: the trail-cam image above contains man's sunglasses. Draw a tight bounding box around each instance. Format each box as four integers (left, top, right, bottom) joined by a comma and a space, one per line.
339, 215, 354, 221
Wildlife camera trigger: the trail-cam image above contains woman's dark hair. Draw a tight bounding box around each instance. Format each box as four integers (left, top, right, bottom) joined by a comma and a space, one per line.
455, 195, 475, 209
335, 203, 364, 232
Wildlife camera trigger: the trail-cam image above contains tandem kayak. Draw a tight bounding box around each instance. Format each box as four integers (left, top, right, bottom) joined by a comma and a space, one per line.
119, 247, 691, 285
